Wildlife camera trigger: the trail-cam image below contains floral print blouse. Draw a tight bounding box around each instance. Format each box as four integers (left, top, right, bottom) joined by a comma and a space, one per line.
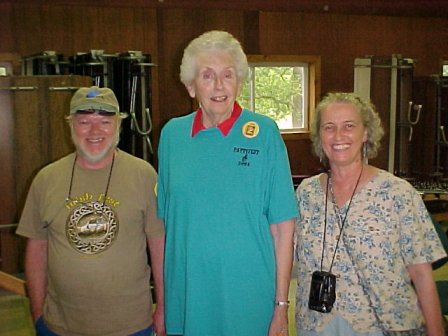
295, 169, 447, 332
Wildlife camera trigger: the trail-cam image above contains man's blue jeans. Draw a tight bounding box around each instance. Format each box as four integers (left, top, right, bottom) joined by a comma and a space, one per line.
35, 316, 154, 336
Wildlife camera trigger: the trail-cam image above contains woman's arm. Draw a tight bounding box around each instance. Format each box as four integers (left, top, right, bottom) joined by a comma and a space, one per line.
407, 262, 444, 336
269, 218, 295, 336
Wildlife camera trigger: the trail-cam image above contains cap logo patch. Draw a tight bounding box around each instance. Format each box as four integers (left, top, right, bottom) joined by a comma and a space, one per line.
86, 89, 101, 98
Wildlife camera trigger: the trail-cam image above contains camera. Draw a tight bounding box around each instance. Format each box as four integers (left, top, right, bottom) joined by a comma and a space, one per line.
308, 270, 336, 313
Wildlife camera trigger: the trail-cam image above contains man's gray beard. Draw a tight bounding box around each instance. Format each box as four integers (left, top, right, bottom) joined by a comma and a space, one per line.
71, 131, 120, 164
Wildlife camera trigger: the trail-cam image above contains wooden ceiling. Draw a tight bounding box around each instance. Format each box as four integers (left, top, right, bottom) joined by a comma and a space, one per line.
7, 0, 448, 17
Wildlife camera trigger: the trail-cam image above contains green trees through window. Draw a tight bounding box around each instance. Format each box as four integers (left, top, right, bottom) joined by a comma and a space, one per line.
239, 55, 321, 134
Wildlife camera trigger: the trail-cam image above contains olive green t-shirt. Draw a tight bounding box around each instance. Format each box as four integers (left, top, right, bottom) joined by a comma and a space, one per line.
17, 150, 164, 336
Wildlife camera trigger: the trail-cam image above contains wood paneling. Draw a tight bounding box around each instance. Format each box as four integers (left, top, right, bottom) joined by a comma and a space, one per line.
12, 76, 92, 211
285, 137, 320, 177
1, 2, 160, 160
0, 76, 19, 274
0, 76, 91, 272
2, 4, 448, 121
6, 4, 158, 57
259, 12, 448, 95
5, 0, 448, 18
12, 77, 47, 209
0, 1, 447, 189
155, 8, 246, 125
1, 0, 448, 271
0, 0, 448, 165
0, 76, 17, 224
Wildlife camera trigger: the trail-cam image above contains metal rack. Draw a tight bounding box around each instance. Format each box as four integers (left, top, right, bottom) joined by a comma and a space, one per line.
22, 51, 69, 76
20, 50, 157, 164
112, 51, 156, 162
354, 55, 417, 177
69, 50, 118, 88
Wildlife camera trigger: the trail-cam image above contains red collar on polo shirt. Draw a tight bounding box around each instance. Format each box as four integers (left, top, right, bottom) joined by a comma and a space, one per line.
191, 102, 242, 137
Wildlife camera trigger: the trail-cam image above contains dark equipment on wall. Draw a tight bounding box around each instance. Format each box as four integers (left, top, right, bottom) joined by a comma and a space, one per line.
22, 51, 69, 76
112, 51, 156, 162
354, 56, 448, 215
412, 75, 448, 181
69, 50, 118, 88
20, 50, 156, 164
354, 55, 418, 178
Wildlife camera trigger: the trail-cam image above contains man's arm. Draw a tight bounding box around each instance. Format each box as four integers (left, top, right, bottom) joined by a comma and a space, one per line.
148, 234, 166, 336
269, 218, 295, 336
25, 238, 48, 321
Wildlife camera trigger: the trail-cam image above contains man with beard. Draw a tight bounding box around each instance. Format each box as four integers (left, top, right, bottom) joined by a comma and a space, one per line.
16, 86, 165, 336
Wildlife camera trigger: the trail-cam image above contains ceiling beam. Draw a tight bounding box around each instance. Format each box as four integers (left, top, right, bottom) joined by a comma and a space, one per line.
5, 0, 448, 18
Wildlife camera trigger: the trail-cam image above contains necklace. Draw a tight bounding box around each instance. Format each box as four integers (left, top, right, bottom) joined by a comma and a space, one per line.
320, 165, 363, 273
329, 166, 363, 229
65, 152, 116, 206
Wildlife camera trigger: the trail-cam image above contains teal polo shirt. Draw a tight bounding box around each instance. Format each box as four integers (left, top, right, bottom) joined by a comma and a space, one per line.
157, 107, 298, 336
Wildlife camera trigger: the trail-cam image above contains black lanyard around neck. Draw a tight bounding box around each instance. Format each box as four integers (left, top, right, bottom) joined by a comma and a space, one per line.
320, 166, 363, 273
65, 152, 116, 207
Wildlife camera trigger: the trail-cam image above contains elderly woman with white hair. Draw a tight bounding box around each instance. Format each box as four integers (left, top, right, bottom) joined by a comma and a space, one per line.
157, 30, 298, 336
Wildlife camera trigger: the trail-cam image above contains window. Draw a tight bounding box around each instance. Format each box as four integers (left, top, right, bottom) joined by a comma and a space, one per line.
239, 55, 320, 134
442, 63, 448, 77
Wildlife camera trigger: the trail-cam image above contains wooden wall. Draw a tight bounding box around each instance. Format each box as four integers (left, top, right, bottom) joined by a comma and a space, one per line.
1, 0, 448, 222
0, 75, 92, 272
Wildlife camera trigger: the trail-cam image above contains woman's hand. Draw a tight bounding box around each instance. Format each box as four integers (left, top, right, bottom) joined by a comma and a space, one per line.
268, 305, 289, 336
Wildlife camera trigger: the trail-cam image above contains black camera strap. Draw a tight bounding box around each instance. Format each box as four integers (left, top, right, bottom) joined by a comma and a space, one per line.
320, 166, 363, 273
341, 234, 387, 332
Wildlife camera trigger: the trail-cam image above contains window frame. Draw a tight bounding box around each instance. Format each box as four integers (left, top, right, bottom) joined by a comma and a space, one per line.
244, 55, 321, 140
